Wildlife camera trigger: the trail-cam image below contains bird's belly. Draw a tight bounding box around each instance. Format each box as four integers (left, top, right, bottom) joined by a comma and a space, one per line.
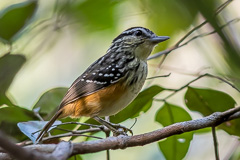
98, 63, 147, 116
64, 61, 147, 118
98, 84, 141, 116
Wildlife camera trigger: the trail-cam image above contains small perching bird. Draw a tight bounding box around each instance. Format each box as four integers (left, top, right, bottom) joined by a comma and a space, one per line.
36, 27, 169, 143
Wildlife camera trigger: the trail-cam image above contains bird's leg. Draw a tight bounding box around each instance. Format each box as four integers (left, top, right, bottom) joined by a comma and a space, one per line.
93, 116, 133, 136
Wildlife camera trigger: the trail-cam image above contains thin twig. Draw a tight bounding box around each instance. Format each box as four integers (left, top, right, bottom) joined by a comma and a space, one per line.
105, 116, 111, 160
212, 127, 220, 160
146, 73, 171, 80
159, 65, 211, 76
178, 18, 240, 49
42, 128, 103, 142
159, 73, 240, 101
206, 74, 240, 92
1, 106, 240, 160
130, 118, 138, 130
147, 0, 234, 61
33, 108, 44, 121
52, 121, 103, 129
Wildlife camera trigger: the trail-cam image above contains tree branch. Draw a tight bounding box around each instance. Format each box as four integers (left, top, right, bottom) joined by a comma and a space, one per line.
1, 106, 240, 160
154, 73, 240, 102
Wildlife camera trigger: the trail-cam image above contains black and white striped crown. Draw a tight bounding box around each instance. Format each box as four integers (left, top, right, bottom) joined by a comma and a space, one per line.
113, 27, 156, 42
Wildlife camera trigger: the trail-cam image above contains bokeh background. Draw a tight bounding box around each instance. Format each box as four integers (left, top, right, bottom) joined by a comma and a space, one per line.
1, 0, 240, 159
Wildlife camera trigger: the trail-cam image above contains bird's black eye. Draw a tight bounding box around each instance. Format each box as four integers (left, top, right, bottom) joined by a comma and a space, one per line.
135, 30, 142, 36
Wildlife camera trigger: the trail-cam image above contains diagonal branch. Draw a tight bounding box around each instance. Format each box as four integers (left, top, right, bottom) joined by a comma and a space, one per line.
1, 106, 240, 160
153, 73, 240, 101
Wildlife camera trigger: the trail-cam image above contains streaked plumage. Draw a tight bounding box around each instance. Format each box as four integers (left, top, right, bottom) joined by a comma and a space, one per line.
36, 27, 169, 143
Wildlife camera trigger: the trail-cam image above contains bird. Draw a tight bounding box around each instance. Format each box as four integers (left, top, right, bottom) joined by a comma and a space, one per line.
35, 27, 169, 143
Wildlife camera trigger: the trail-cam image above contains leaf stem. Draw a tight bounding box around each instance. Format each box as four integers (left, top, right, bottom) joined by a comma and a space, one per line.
212, 127, 220, 160
154, 73, 240, 101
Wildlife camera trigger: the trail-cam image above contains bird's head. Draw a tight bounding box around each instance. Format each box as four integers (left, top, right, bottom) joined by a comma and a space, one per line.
111, 27, 169, 60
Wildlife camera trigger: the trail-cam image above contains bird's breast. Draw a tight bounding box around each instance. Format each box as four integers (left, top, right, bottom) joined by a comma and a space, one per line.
98, 60, 148, 116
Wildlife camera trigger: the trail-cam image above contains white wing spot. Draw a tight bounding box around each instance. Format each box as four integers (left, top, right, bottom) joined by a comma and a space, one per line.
94, 81, 107, 85
99, 73, 103, 76
81, 79, 85, 81
112, 68, 115, 71
104, 74, 109, 77
109, 73, 114, 77
86, 80, 93, 83
116, 73, 121, 76
92, 73, 96, 75
114, 77, 118, 79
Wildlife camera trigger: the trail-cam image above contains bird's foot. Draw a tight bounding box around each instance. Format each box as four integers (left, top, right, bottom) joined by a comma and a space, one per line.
93, 116, 133, 136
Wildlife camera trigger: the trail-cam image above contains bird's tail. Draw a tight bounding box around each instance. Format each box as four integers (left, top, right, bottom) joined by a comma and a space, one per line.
35, 110, 63, 143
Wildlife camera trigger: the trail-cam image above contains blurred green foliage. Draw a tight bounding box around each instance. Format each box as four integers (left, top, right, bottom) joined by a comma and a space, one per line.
185, 87, 236, 114
0, 0, 240, 160
156, 103, 193, 160
0, 54, 26, 106
185, 87, 240, 137
69, 0, 119, 31
0, 0, 37, 43
33, 87, 68, 115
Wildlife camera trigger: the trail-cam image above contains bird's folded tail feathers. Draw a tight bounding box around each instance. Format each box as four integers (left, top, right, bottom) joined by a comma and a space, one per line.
35, 110, 63, 144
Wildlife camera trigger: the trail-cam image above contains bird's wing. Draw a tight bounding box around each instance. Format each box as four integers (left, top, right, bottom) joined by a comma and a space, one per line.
59, 53, 132, 109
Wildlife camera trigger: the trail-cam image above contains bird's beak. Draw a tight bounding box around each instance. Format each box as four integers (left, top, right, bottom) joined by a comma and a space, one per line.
148, 36, 170, 44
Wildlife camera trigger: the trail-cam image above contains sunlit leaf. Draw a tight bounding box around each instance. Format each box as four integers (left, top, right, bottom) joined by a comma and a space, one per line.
111, 85, 164, 123
0, 54, 26, 106
0, 0, 37, 42
185, 87, 240, 136
155, 103, 193, 160
185, 87, 236, 116
17, 120, 61, 143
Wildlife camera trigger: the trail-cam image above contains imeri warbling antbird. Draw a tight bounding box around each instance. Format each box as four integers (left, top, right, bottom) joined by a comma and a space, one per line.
36, 27, 169, 143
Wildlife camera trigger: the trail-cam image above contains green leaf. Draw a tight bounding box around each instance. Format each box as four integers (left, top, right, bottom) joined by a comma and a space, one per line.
0, 54, 26, 94
185, 87, 240, 136
0, 105, 36, 141
185, 87, 236, 116
155, 103, 193, 160
0, 54, 26, 106
0, 0, 37, 42
111, 85, 164, 123
32, 87, 79, 137
68, 155, 83, 160
0, 95, 14, 107
32, 87, 68, 115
